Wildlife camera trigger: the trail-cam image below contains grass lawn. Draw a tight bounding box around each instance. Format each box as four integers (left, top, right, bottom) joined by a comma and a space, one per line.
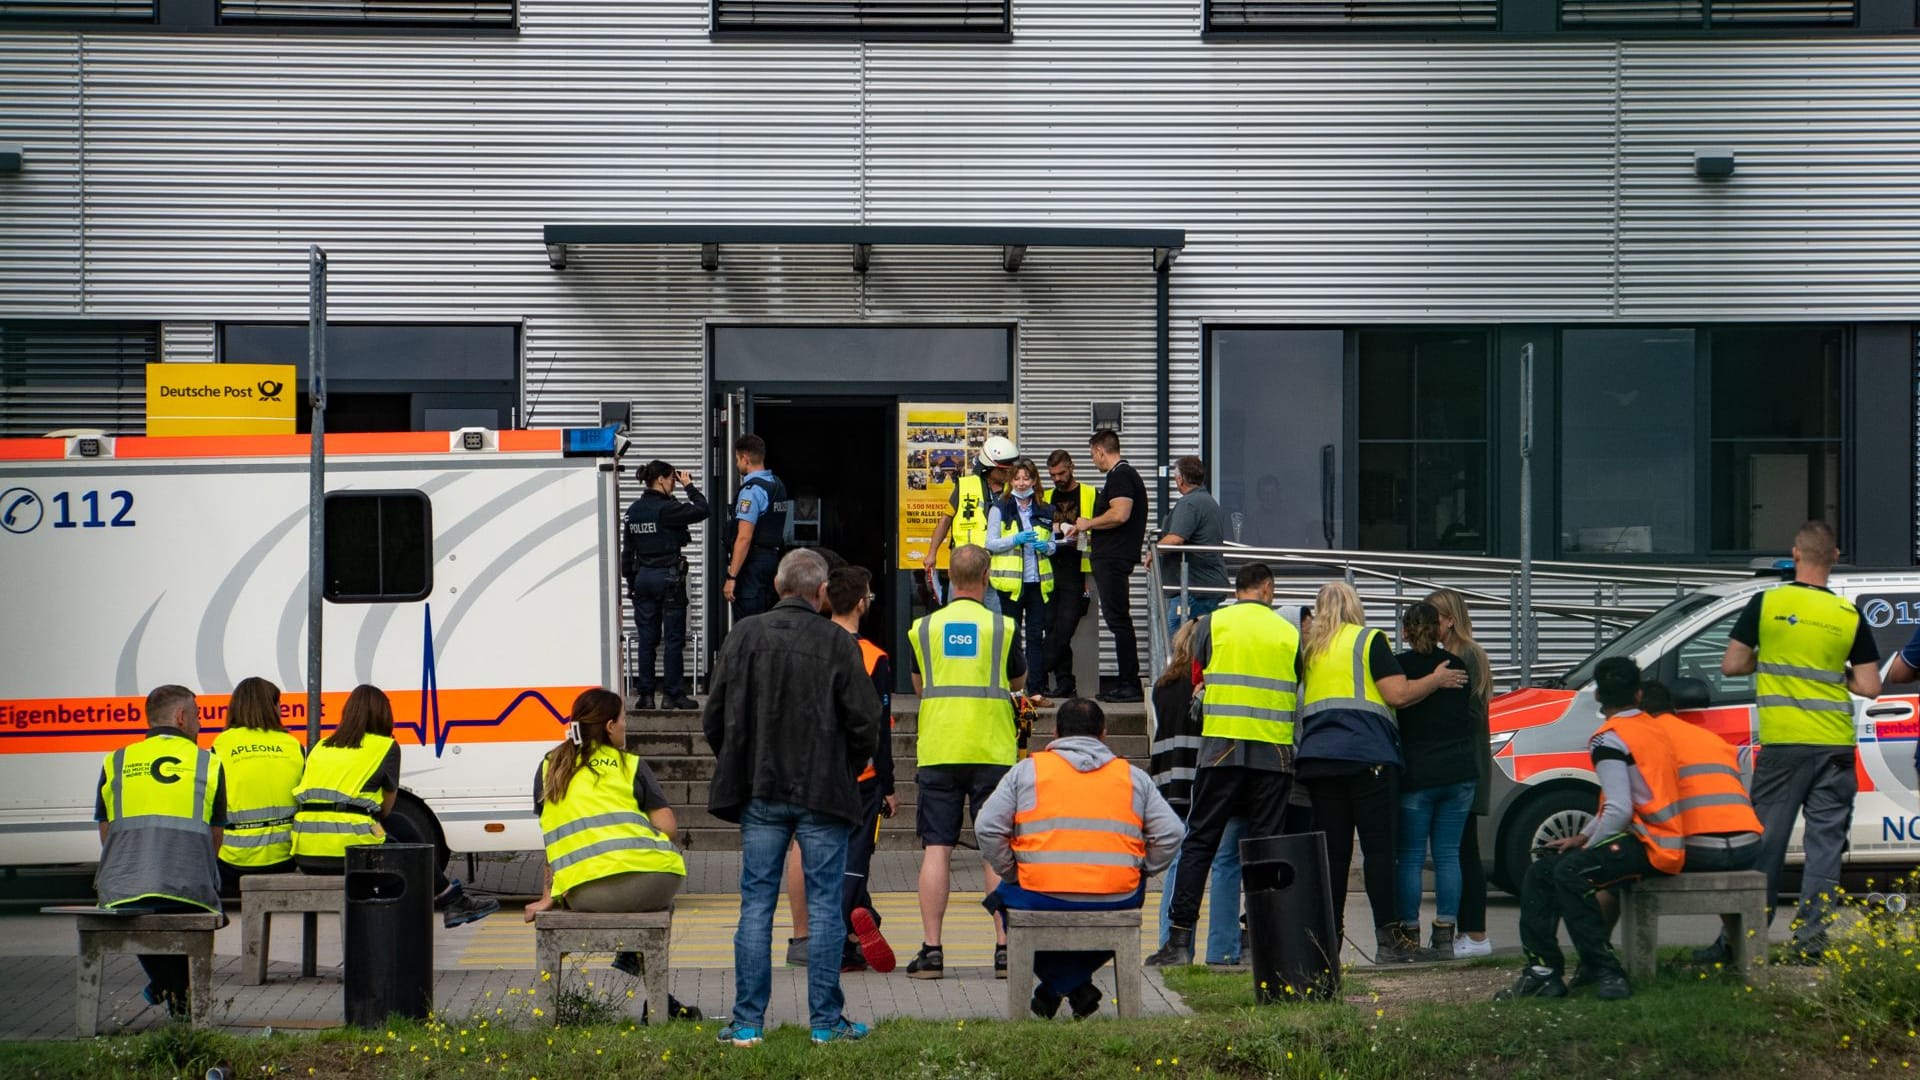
0, 955, 1907, 1079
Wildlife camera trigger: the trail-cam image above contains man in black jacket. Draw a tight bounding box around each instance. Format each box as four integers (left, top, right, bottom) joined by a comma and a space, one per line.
703, 548, 881, 1046
623, 460, 708, 710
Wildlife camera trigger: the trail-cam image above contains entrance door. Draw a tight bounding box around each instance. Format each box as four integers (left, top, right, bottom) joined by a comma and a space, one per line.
714, 395, 898, 654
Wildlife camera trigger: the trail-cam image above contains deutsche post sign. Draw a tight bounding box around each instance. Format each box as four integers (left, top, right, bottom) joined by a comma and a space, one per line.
146, 363, 297, 436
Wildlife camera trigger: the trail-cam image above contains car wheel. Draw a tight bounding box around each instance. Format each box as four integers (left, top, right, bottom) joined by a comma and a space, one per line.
1497, 786, 1596, 895
384, 792, 451, 882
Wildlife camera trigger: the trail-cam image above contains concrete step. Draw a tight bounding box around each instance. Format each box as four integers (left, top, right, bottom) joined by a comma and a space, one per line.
626, 731, 1152, 763
624, 699, 1153, 736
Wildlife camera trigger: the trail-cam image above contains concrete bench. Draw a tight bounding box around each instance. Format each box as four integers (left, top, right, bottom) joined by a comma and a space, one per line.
1002, 908, 1143, 1021
54, 909, 224, 1034
240, 873, 345, 985
1617, 869, 1768, 983
533, 910, 672, 1025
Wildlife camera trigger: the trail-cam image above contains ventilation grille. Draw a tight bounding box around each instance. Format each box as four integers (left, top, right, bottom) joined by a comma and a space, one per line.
713, 0, 1011, 34
220, 0, 513, 26
0, 0, 154, 20
1561, 0, 1855, 27
0, 323, 156, 438
1207, 0, 1499, 30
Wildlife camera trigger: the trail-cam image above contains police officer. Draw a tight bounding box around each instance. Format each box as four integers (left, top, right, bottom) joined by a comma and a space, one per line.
624, 460, 709, 710
723, 433, 789, 624
905, 544, 1025, 979
1718, 519, 1880, 961
94, 684, 225, 1019
922, 435, 1018, 614
1147, 562, 1298, 967
213, 676, 303, 895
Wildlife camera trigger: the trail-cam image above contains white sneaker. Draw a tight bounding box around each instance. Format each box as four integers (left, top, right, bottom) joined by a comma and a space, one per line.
1453, 935, 1494, 959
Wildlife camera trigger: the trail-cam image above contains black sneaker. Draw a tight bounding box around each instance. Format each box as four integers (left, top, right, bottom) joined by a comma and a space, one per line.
906, 944, 944, 980
1096, 685, 1143, 704
640, 994, 704, 1023
1030, 987, 1063, 1019
1493, 966, 1568, 1001
437, 881, 499, 928
611, 952, 642, 978
1068, 983, 1103, 1019
1591, 970, 1632, 1001
662, 694, 700, 711
994, 944, 1008, 979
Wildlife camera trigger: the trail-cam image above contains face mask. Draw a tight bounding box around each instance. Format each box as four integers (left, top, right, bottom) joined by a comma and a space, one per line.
1011, 484, 1034, 498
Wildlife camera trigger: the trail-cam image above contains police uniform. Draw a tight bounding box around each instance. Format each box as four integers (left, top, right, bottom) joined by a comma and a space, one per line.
93, 725, 226, 1012
1165, 600, 1299, 932
728, 468, 789, 622
908, 596, 1023, 847
623, 482, 709, 703
213, 724, 304, 893
1729, 580, 1878, 951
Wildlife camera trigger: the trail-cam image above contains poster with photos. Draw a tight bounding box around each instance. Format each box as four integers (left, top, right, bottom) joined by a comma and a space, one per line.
898, 403, 1016, 571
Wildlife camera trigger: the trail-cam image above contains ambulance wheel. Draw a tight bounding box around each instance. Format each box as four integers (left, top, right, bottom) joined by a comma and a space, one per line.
386, 792, 451, 882
1496, 785, 1596, 896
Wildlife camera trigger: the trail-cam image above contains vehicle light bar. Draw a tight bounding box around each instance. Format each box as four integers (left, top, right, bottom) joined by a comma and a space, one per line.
562, 425, 625, 458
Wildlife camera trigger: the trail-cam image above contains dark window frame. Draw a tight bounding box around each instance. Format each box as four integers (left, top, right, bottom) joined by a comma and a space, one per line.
709, 0, 1011, 41
1201, 0, 1911, 37
2, 0, 518, 33
323, 489, 435, 604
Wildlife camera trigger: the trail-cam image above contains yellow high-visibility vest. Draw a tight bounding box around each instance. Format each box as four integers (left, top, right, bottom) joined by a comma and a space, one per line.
1754, 585, 1862, 747
910, 599, 1017, 767
1199, 601, 1300, 746
214, 727, 304, 868
990, 506, 1054, 602
540, 747, 685, 898
1300, 624, 1392, 720
97, 733, 223, 912
291, 734, 394, 859
952, 473, 991, 549
1044, 484, 1097, 572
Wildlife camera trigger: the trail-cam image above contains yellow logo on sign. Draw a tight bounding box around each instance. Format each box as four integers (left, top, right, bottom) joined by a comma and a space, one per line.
146, 363, 298, 436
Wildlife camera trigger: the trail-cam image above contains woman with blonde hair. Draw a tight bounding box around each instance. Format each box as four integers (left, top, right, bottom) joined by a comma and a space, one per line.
1148, 619, 1247, 966
1425, 588, 1496, 957
1296, 582, 1465, 960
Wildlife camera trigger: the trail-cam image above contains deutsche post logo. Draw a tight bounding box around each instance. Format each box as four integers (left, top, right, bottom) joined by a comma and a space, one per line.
256, 380, 285, 402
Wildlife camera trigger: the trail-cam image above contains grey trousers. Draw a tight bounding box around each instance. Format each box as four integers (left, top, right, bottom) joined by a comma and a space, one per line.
1750, 744, 1857, 949
562, 871, 684, 913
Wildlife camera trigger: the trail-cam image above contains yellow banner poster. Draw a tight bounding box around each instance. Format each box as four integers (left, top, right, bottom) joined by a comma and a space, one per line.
899, 403, 1015, 571
146, 363, 298, 436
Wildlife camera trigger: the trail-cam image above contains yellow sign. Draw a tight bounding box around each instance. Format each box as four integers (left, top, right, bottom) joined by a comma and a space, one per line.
146, 363, 297, 436
899, 403, 1015, 571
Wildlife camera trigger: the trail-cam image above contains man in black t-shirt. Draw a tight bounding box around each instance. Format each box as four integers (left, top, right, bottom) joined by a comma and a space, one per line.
1075, 429, 1149, 702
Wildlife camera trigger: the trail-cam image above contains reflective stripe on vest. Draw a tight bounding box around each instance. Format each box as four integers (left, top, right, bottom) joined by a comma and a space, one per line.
291, 734, 394, 859
539, 748, 685, 898
910, 601, 1016, 767
952, 473, 990, 549
1044, 483, 1097, 572
1650, 712, 1766, 840
857, 639, 893, 784
1753, 585, 1861, 747
1594, 713, 1689, 874
213, 727, 305, 868
97, 734, 223, 912
989, 509, 1054, 601
1300, 624, 1393, 720
1010, 751, 1145, 895
1198, 602, 1300, 746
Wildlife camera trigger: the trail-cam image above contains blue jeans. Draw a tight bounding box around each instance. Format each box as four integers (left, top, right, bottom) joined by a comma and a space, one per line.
987, 880, 1147, 996
1166, 593, 1222, 635
732, 799, 850, 1030
1156, 814, 1245, 963
1002, 582, 1049, 687
1396, 780, 1476, 924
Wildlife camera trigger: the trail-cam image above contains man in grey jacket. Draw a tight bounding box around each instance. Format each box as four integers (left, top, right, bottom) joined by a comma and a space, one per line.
976, 697, 1183, 1020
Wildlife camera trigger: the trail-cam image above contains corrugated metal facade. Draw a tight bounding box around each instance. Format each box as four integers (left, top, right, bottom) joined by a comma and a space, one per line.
4, 5, 1920, 660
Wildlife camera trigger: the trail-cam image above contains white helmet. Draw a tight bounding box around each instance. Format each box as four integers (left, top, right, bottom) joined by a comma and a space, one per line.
980, 435, 1019, 469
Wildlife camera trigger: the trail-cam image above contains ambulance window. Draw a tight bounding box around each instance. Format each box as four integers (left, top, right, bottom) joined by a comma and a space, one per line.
1664, 610, 1753, 706
324, 492, 432, 603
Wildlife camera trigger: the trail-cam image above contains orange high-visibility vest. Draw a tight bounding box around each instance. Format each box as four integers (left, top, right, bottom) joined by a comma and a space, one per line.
1649, 712, 1764, 839
856, 638, 894, 784
1010, 750, 1146, 895
1593, 712, 1688, 875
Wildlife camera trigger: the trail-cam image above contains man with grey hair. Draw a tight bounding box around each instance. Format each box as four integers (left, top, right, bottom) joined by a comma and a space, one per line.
705, 548, 881, 1045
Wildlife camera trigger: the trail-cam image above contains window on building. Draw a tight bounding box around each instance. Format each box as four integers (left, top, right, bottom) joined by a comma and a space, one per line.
1558, 0, 1855, 29
0, 0, 153, 20
1560, 328, 1698, 556
1207, 0, 1497, 31
218, 0, 512, 26
712, 0, 1009, 36
1356, 331, 1490, 552
1210, 329, 1345, 550
324, 491, 433, 603
1709, 327, 1843, 553
220, 323, 518, 433
0, 321, 155, 438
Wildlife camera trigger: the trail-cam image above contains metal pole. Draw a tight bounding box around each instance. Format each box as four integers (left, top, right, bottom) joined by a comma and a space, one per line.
1518, 341, 1535, 687
306, 246, 327, 749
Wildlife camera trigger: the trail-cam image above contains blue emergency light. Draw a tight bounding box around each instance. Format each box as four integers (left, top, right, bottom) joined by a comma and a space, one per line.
562, 425, 624, 458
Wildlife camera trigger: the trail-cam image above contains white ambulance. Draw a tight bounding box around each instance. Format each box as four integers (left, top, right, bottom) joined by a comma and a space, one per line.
0, 428, 625, 873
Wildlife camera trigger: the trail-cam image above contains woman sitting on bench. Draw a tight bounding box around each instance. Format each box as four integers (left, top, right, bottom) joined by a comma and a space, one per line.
523, 688, 699, 1021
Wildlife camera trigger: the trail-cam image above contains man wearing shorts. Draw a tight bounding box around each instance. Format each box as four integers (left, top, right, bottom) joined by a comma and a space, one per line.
907, 544, 1025, 979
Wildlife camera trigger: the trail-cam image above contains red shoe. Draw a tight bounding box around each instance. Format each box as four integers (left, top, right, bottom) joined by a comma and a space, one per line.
851, 907, 895, 973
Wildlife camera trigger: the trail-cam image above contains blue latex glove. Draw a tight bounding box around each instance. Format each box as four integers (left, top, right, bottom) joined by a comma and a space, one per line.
1014, 529, 1040, 548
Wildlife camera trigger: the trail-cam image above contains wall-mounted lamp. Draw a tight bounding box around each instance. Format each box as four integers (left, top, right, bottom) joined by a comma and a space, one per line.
0, 147, 22, 174
1091, 402, 1123, 434
1694, 148, 1736, 179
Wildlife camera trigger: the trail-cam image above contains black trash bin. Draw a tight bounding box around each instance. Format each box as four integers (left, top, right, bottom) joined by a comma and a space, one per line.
345, 843, 435, 1027
1240, 832, 1339, 1003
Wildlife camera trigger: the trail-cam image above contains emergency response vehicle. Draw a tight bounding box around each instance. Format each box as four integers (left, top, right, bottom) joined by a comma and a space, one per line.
1488, 571, 1920, 892
0, 428, 625, 876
